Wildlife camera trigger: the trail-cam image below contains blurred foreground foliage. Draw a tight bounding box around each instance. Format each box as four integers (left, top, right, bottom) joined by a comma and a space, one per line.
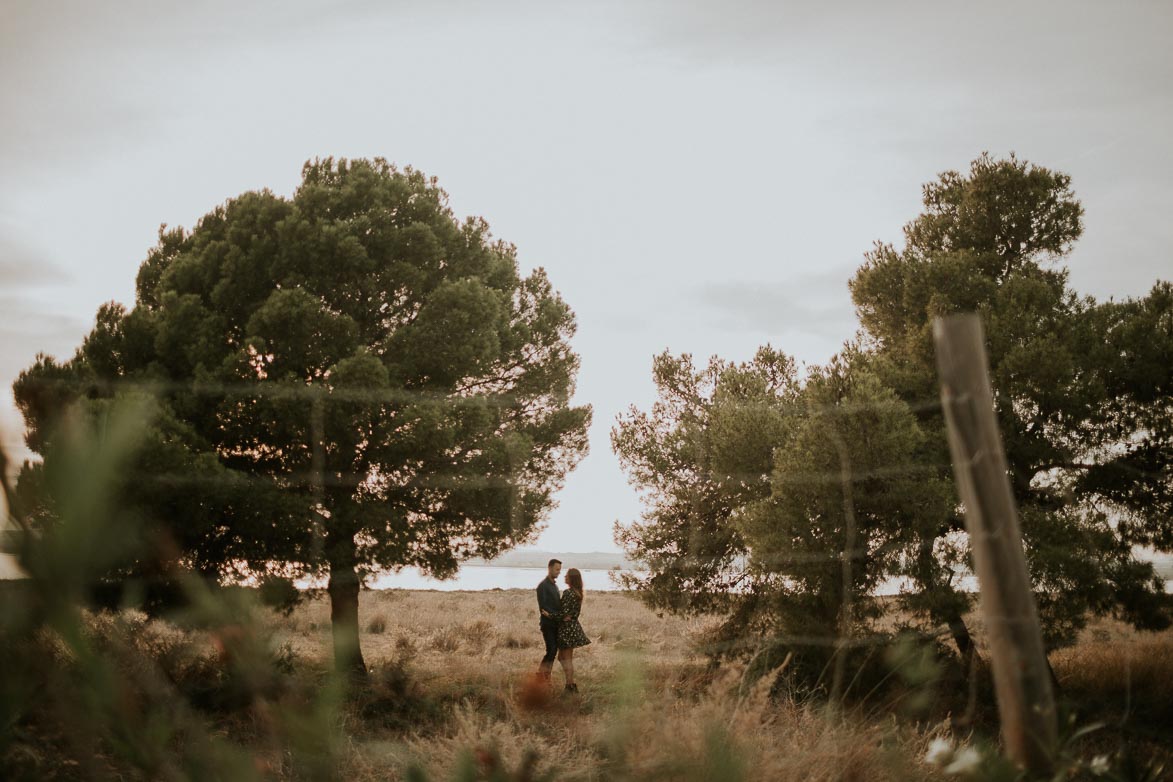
0, 397, 342, 779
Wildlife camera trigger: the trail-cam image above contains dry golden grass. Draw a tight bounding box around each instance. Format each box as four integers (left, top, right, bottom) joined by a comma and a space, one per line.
254, 590, 962, 781
30, 588, 1171, 780
1051, 618, 1173, 725
273, 589, 708, 667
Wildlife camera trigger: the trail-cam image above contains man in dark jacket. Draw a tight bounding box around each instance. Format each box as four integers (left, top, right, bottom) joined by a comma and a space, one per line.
536, 558, 562, 681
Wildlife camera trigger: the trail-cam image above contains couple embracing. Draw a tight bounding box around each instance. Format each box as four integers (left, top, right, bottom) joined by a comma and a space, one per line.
535, 558, 591, 693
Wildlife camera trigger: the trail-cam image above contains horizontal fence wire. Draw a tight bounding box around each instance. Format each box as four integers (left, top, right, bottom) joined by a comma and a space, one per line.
2, 371, 1162, 728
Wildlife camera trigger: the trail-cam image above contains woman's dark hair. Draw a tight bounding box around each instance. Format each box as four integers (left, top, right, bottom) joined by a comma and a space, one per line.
566, 568, 584, 596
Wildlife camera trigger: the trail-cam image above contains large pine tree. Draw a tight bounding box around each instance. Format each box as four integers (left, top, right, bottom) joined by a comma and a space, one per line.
15, 158, 591, 676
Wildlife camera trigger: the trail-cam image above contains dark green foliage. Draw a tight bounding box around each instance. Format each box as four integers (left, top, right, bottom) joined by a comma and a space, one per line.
611, 346, 800, 618
13, 158, 591, 672
614, 152, 1172, 694
849, 151, 1172, 648
613, 345, 953, 690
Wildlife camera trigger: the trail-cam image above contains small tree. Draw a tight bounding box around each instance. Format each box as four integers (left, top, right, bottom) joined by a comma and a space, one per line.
612, 346, 951, 686
611, 347, 794, 623
15, 158, 591, 676
735, 354, 953, 680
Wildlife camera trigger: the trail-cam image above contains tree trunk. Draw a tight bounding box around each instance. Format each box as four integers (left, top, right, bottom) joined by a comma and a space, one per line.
947, 612, 977, 666
914, 543, 980, 666
1044, 651, 1061, 696
327, 560, 368, 681
945, 610, 984, 728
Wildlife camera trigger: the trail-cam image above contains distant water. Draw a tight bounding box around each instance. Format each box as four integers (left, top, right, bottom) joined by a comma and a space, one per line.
363, 567, 973, 595
363, 566, 1172, 596
366, 565, 630, 592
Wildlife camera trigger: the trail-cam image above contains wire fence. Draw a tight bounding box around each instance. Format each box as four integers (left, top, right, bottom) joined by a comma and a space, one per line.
2, 315, 1171, 777
3, 355, 1165, 597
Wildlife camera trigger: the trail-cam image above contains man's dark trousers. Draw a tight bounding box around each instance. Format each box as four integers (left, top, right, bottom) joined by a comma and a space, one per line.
539, 616, 559, 677
536, 573, 561, 678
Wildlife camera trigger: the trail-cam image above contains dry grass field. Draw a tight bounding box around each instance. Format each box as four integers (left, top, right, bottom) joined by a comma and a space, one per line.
219, 588, 1171, 781
9, 580, 1170, 780
267, 588, 934, 781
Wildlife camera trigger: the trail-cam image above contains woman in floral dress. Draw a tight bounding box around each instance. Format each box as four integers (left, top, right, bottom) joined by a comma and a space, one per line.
556, 568, 590, 693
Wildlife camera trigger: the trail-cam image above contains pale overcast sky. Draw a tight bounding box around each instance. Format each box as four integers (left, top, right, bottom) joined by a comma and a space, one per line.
1, 0, 1170, 558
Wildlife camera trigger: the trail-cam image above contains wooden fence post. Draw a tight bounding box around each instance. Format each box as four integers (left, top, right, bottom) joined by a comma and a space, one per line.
933, 313, 1058, 774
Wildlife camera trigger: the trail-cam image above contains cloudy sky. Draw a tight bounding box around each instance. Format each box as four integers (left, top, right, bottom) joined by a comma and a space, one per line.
2, 0, 1170, 557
